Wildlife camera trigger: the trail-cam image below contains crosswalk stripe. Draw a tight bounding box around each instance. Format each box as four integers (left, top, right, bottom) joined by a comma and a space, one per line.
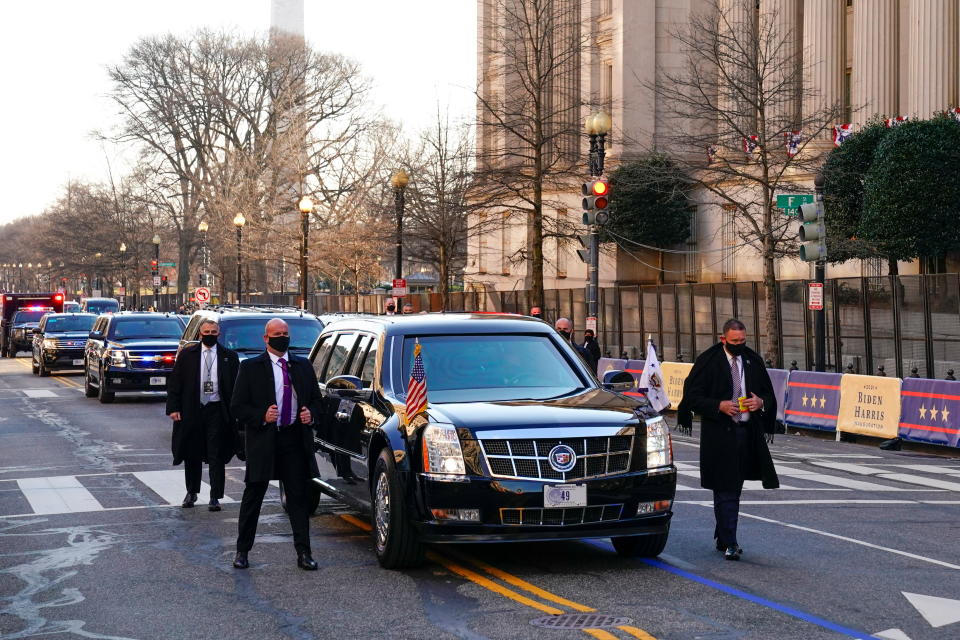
876, 473, 960, 492
133, 470, 236, 505
892, 464, 960, 476
758, 467, 926, 491
17, 475, 104, 514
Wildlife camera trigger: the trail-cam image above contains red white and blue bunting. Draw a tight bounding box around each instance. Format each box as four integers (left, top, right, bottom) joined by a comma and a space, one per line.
784, 131, 802, 157
706, 144, 719, 163
952, 107, 960, 123
832, 123, 854, 147
742, 135, 760, 154
885, 116, 909, 127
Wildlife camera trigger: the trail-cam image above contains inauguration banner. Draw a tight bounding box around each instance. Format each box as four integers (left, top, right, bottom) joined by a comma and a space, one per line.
837, 374, 902, 439
899, 378, 960, 448
784, 371, 842, 431
661, 362, 694, 410
767, 369, 789, 423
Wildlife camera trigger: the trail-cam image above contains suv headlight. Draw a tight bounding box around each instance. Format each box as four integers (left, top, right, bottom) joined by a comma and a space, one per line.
43, 338, 57, 349
422, 424, 466, 475
109, 350, 128, 367
646, 418, 673, 468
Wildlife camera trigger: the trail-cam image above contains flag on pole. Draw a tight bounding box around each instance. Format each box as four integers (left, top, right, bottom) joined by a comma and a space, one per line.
405, 340, 428, 424
638, 338, 670, 412
833, 123, 853, 147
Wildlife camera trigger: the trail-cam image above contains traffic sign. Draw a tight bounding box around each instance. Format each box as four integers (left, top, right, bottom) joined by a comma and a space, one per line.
195, 287, 211, 303
777, 194, 814, 216
152, 276, 161, 287
392, 278, 408, 298
585, 316, 598, 333
808, 282, 824, 310
159, 261, 176, 267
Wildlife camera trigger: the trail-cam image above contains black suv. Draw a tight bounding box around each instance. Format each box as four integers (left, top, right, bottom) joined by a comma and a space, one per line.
31, 313, 97, 376
7, 308, 52, 356
309, 314, 676, 569
83, 312, 184, 403
178, 305, 323, 361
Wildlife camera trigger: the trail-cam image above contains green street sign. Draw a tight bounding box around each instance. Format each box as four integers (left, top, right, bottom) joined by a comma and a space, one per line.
159, 261, 176, 267
776, 194, 814, 216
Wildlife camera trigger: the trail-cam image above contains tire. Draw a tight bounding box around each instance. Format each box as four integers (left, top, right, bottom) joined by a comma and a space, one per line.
31, 356, 39, 375
37, 357, 49, 377
611, 527, 670, 558
84, 367, 97, 397
97, 367, 115, 403
372, 448, 425, 569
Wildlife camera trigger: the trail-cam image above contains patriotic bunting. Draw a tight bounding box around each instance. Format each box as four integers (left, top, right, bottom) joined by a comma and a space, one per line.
885, 116, 909, 128
832, 124, 853, 147
706, 144, 719, 163
742, 135, 760, 154
784, 131, 802, 157
952, 107, 960, 123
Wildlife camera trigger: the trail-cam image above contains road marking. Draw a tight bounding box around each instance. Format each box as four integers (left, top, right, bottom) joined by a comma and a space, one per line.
902, 592, 960, 628
133, 470, 236, 505
890, 464, 960, 476
619, 626, 657, 639
771, 467, 933, 492
17, 475, 103, 514
677, 499, 917, 506
876, 473, 960, 492
22, 389, 57, 398
582, 630, 618, 640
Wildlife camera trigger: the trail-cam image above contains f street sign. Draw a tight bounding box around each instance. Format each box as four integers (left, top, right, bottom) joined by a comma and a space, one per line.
776, 194, 814, 216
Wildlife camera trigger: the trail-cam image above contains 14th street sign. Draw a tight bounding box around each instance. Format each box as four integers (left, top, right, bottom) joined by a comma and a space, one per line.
777, 193, 814, 216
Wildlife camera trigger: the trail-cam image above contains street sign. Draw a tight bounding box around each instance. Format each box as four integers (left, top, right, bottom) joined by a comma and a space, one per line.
195, 287, 210, 303
117, 287, 126, 295
777, 193, 814, 216
392, 278, 408, 298
159, 261, 176, 267
152, 276, 161, 287
585, 316, 598, 333
808, 282, 824, 310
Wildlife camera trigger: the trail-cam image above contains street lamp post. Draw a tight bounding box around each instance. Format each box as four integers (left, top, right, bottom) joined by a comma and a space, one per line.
813, 173, 826, 373
119, 243, 127, 309
298, 196, 314, 310
584, 110, 612, 322
390, 170, 409, 281
197, 221, 209, 288
93, 252, 102, 295
233, 213, 245, 304
152, 234, 161, 309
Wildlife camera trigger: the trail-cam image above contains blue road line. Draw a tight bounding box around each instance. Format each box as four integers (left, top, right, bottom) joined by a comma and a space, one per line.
584, 539, 876, 640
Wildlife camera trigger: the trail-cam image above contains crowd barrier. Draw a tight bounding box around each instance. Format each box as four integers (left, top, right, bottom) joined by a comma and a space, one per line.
599, 358, 959, 449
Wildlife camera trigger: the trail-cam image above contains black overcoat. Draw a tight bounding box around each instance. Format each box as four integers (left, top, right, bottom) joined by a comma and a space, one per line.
166, 342, 240, 466
230, 351, 322, 483
682, 342, 779, 491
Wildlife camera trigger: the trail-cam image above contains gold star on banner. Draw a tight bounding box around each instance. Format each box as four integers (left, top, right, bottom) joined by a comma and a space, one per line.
942, 406, 950, 423
919, 405, 928, 419
802, 393, 809, 407
819, 395, 827, 409
930, 407, 940, 421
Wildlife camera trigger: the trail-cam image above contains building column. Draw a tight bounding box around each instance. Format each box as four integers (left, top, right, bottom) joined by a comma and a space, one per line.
718, 0, 758, 137
852, 0, 899, 124
803, 0, 845, 136
908, 0, 958, 117
761, 0, 802, 131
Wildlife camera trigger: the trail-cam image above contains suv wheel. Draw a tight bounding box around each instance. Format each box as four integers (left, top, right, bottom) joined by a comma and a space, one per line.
37, 357, 49, 377
611, 527, 670, 558
31, 355, 39, 375
372, 448, 424, 569
97, 367, 115, 403
83, 364, 97, 397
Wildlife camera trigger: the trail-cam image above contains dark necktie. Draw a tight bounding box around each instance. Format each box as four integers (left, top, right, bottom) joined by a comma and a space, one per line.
731, 356, 743, 421
279, 358, 293, 426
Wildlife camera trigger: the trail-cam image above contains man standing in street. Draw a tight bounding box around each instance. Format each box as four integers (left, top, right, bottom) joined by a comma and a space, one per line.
529, 306, 542, 319
230, 318, 324, 571
402, 303, 414, 314
682, 318, 778, 560
581, 328, 601, 373
554, 318, 593, 372
167, 319, 240, 510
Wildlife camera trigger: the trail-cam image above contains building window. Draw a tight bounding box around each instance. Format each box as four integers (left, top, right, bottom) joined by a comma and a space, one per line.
843, 70, 852, 124
721, 205, 737, 281
478, 213, 488, 274
500, 213, 511, 275
601, 61, 613, 115
684, 207, 699, 282
556, 209, 568, 278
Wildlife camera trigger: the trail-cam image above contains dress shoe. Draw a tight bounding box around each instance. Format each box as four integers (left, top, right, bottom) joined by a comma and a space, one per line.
723, 546, 742, 561
233, 551, 249, 569
208, 498, 221, 512
297, 552, 318, 571
181, 492, 198, 508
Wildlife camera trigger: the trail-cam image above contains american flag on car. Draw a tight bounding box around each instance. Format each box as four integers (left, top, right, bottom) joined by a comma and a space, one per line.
405, 341, 428, 425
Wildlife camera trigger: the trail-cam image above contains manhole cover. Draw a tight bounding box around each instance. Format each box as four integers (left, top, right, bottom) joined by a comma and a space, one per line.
530, 614, 633, 630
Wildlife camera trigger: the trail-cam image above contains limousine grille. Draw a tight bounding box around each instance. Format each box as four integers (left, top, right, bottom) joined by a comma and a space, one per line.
499, 504, 623, 526
479, 436, 633, 481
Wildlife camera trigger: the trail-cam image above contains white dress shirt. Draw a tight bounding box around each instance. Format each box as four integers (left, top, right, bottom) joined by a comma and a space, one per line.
269, 351, 298, 422
201, 344, 220, 403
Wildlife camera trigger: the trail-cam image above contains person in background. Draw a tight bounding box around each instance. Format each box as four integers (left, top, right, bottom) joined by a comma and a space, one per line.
581, 329, 601, 373
402, 303, 414, 314
554, 317, 592, 371
529, 306, 542, 319
384, 299, 396, 315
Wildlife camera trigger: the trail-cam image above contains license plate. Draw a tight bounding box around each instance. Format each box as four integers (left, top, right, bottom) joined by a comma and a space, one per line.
150, 377, 166, 386
543, 483, 587, 508
72, 359, 84, 366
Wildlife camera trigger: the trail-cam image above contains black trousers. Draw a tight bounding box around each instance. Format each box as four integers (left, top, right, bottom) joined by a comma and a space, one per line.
712, 424, 749, 548
184, 402, 226, 499
236, 427, 311, 555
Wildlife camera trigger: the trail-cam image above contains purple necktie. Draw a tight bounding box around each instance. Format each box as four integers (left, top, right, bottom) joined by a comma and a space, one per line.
279, 358, 293, 426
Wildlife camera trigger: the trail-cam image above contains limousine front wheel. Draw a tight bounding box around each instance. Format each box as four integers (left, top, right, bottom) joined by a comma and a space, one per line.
372, 449, 424, 569
611, 527, 669, 558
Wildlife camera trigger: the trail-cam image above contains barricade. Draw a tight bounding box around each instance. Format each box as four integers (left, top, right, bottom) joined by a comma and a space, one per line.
783, 371, 842, 431
662, 362, 693, 410
837, 374, 902, 439
898, 378, 960, 448
597, 358, 627, 378
767, 369, 789, 423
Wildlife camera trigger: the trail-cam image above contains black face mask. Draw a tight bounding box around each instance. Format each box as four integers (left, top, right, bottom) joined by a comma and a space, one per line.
558, 329, 572, 341
725, 342, 747, 357
584, 334, 595, 342
268, 336, 290, 352
200, 334, 218, 347
386, 305, 395, 313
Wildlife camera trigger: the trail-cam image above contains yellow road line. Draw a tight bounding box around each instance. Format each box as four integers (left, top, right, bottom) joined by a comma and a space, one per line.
619, 625, 657, 639
340, 513, 372, 532
583, 629, 620, 640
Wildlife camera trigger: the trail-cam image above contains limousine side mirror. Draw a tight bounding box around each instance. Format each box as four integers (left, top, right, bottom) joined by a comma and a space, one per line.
326, 374, 372, 402
601, 370, 635, 393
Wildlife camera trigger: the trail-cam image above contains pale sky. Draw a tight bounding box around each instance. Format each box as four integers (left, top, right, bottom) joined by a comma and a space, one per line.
0, 0, 477, 223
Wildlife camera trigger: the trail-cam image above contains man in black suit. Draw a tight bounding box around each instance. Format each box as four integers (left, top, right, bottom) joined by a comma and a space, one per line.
683, 318, 779, 561
230, 318, 323, 571
166, 319, 240, 510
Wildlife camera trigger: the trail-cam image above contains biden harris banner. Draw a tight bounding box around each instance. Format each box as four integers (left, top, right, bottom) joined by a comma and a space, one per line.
837, 374, 902, 439
784, 371, 842, 431
661, 362, 693, 410
898, 378, 960, 448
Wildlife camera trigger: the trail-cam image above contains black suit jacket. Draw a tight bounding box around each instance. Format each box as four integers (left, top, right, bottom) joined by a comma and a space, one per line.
683, 342, 779, 491
166, 342, 240, 465
230, 351, 322, 483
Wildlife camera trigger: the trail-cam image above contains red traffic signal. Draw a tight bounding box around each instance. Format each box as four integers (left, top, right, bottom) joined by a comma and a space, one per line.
582, 179, 610, 210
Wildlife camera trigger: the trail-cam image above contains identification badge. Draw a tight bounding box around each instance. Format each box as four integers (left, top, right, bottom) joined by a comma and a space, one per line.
203, 380, 214, 393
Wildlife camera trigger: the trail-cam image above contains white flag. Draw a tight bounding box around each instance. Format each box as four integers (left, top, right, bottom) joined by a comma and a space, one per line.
638, 340, 670, 412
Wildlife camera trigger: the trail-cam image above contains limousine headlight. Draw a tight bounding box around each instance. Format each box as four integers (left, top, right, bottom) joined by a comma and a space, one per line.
422, 424, 466, 475
646, 418, 673, 468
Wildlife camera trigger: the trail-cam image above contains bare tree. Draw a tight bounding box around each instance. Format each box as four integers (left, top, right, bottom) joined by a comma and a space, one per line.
648, 0, 842, 363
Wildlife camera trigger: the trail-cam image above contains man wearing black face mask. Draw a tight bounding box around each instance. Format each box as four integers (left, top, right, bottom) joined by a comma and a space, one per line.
683, 318, 778, 561
555, 317, 592, 370
167, 319, 240, 510
230, 318, 324, 571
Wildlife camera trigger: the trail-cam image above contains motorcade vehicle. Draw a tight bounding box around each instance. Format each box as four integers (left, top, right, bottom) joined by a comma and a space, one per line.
63, 301, 82, 313
31, 313, 97, 376
81, 297, 120, 315
83, 311, 183, 403
178, 305, 323, 361
307, 313, 676, 569
0, 292, 65, 356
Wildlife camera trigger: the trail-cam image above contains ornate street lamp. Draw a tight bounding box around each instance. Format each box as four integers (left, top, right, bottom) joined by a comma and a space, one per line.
152, 234, 161, 308
233, 213, 246, 303
119, 243, 127, 309
390, 169, 409, 281
584, 110, 612, 322
298, 196, 314, 309
197, 221, 209, 288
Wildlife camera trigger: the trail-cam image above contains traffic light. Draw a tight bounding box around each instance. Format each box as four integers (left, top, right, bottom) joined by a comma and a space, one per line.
582, 179, 610, 226
161, 275, 169, 286
798, 201, 826, 262
150, 259, 158, 269
575, 234, 591, 264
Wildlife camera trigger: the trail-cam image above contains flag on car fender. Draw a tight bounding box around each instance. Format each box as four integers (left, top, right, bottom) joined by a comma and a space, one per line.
405, 340, 428, 425
638, 339, 670, 412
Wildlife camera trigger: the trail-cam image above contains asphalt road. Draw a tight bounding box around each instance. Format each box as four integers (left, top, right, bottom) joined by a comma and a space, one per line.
0, 356, 958, 640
